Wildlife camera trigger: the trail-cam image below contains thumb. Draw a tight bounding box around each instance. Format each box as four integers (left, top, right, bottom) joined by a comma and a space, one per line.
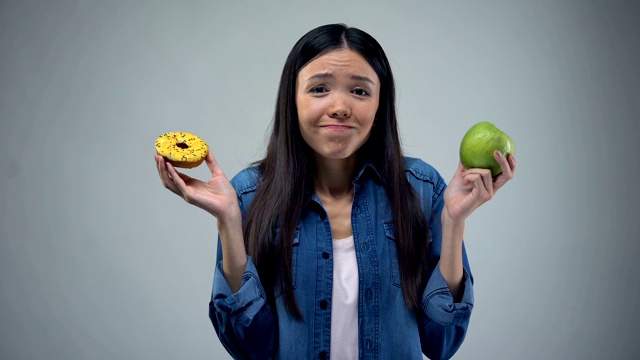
454, 162, 467, 177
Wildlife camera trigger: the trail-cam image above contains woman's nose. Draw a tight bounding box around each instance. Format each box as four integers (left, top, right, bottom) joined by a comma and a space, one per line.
329, 94, 351, 118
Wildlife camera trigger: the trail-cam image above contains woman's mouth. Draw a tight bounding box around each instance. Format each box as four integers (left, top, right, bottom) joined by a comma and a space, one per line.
321, 125, 352, 131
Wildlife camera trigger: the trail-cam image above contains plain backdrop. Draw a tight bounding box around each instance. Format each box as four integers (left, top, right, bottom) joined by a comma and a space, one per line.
1, 1, 639, 359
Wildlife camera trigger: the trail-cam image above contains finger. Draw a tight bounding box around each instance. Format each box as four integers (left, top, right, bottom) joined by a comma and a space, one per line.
508, 153, 516, 173
462, 172, 481, 192
165, 161, 190, 198
462, 171, 477, 187
466, 168, 493, 200
493, 151, 516, 192
155, 154, 162, 179
494, 150, 514, 177
157, 156, 181, 195
473, 167, 494, 196
467, 173, 490, 202
155, 154, 169, 186
155, 154, 163, 177
454, 162, 468, 180
204, 150, 225, 177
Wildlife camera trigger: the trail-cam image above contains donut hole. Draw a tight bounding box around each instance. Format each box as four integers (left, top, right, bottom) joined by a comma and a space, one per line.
176, 142, 189, 149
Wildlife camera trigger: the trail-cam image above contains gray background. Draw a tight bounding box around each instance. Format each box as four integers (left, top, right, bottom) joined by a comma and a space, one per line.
1, 0, 639, 359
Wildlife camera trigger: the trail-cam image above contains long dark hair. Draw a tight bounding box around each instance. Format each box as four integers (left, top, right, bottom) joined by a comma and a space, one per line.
243, 24, 429, 319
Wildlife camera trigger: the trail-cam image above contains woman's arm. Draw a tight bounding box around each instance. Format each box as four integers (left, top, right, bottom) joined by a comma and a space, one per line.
418, 151, 515, 359
210, 251, 278, 360
156, 151, 249, 289
440, 151, 516, 296
438, 215, 465, 301
216, 210, 247, 293
155, 153, 278, 358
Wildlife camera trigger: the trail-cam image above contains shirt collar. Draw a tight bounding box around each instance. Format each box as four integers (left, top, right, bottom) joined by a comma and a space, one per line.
305, 157, 385, 210
352, 157, 384, 184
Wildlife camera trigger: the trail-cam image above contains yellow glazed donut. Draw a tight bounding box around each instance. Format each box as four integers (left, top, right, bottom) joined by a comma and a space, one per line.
155, 132, 209, 168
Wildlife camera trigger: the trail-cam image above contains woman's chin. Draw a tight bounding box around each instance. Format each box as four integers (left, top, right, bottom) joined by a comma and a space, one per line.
314, 148, 357, 162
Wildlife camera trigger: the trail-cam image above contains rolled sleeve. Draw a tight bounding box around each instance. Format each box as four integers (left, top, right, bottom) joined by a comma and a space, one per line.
212, 256, 268, 324
421, 263, 474, 327
210, 256, 277, 360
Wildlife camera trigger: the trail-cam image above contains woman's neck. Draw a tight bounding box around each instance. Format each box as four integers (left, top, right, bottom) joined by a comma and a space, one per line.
313, 155, 357, 198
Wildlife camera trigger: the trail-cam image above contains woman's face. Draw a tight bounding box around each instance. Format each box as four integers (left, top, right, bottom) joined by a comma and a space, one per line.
296, 49, 380, 163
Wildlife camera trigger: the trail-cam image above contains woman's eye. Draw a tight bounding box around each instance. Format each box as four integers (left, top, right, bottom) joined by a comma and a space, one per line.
310, 86, 327, 94
353, 88, 369, 96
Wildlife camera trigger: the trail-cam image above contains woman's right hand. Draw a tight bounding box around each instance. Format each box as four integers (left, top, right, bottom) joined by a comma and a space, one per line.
156, 150, 247, 291
154, 151, 240, 223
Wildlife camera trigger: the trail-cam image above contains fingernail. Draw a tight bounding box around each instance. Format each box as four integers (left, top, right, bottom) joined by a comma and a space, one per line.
495, 150, 503, 158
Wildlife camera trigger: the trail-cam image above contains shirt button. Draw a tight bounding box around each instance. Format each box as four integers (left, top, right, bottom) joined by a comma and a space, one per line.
366, 339, 372, 349
319, 300, 328, 310
366, 288, 372, 299
362, 242, 368, 251
319, 351, 327, 359
353, 205, 360, 214
322, 252, 330, 259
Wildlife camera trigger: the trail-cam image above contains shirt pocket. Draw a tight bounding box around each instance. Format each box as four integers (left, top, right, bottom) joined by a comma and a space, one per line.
273, 225, 301, 299
384, 222, 402, 288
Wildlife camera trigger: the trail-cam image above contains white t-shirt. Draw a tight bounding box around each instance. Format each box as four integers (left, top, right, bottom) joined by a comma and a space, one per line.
330, 235, 359, 360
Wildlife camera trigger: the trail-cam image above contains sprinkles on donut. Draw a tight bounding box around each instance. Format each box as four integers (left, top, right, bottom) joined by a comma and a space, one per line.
155, 132, 209, 168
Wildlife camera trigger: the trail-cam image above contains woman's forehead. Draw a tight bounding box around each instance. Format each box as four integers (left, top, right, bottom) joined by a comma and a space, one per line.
298, 49, 377, 80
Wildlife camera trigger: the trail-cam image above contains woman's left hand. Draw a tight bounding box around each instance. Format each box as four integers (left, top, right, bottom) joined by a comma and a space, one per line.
443, 150, 516, 223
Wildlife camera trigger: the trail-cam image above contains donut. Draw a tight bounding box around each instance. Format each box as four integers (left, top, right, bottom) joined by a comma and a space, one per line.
155, 132, 209, 168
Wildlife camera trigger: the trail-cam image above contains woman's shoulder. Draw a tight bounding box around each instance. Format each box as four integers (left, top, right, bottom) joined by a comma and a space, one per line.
402, 156, 446, 194
229, 165, 261, 196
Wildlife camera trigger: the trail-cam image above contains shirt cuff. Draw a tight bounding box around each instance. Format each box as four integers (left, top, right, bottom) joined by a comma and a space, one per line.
212, 256, 267, 326
421, 263, 474, 327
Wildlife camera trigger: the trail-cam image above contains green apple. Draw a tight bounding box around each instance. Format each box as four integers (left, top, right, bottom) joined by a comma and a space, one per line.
459, 121, 515, 176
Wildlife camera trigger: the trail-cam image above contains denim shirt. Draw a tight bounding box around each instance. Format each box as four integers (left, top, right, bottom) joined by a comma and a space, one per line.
210, 157, 474, 360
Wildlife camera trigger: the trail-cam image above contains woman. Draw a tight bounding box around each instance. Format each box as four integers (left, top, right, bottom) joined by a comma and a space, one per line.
155, 24, 515, 360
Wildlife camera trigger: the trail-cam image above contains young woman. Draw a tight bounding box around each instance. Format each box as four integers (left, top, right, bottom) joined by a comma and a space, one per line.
155, 23, 515, 360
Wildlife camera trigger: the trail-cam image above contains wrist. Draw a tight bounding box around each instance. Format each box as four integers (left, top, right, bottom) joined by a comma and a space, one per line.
441, 206, 465, 231
441, 207, 466, 249
216, 205, 242, 232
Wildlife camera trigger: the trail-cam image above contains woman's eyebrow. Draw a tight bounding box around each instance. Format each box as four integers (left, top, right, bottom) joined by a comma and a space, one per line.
307, 72, 333, 81
351, 75, 375, 85
307, 72, 375, 85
